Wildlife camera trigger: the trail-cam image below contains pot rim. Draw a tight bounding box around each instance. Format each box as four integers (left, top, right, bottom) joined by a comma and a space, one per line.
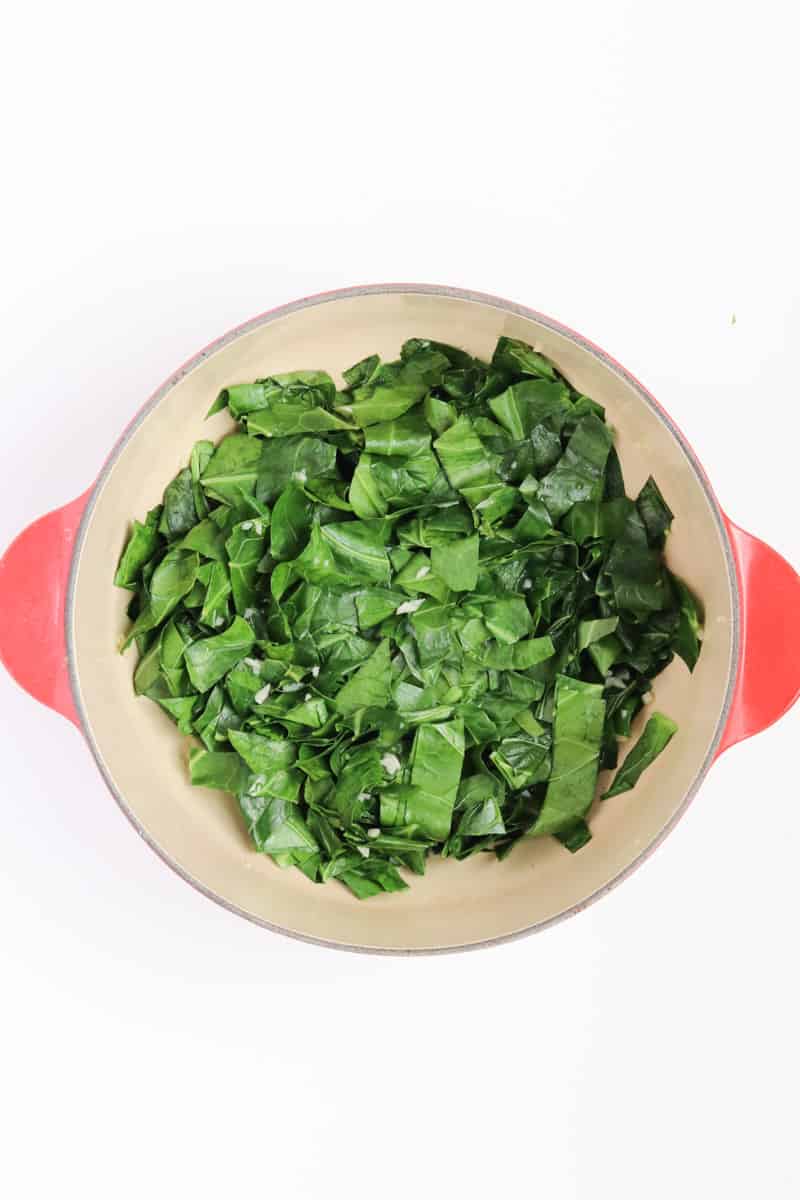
65, 283, 741, 954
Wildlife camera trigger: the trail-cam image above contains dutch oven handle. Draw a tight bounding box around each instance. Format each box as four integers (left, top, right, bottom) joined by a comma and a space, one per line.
717, 517, 800, 755
0, 491, 92, 727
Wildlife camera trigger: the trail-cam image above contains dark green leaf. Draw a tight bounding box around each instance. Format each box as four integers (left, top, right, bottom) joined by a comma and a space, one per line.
434, 416, 503, 507
364, 409, 431, 458
120, 333, 701, 898
193, 685, 241, 750
475, 636, 555, 671
122, 550, 199, 648
354, 588, 407, 630
222, 371, 336, 419
483, 597, 533, 644
247, 795, 319, 854
201, 434, 263, 504
349, 453, 389, 518
556, 819, 592, 852
430, 534, 479, 593
270, 482, 314, 561
492, 336, 559, 381
603, 446, 626, 499
160, 617, 194, 695
488, 379, 568, 441
256, 435, 338, 504
179, 517, 228, 561
200, 561, 231, 629
342, 354, 380, 389
529, 675, 606, 836
401, 337, 477, 371
602, 712, 678, 799
162, 469, 198, 538
636, 476, 674, 547
114, 506, 162, 589
294, 522, 391, 587
226, 520, 267, 615
605, 538, 669, 617
184, 616, 255, 692
248, 404, 353, 438
578, 616, 619, 652
189, 747, 249, 793
490, 730, 551, 790
133, 632, 166, 697
670, 575, 703, 671
406, 719, 465, 840
340, 383, 426, 427
335, 640, 392, 716
538, 415, 613, 521
190, 441, 215, 517
424, 394, 456, 434
156, 695, 199, 733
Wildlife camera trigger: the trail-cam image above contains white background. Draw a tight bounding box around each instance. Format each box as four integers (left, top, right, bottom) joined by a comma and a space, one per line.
1, 3, 798, 1197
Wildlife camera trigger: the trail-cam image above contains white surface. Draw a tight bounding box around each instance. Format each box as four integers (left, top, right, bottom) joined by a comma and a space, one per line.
1, 3, 798, 1196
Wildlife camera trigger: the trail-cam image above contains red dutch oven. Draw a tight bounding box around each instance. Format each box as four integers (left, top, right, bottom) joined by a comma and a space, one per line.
1, 285, 798, 953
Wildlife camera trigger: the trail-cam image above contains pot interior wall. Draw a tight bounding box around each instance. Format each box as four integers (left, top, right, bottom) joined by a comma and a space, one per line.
69, 290, 736, 950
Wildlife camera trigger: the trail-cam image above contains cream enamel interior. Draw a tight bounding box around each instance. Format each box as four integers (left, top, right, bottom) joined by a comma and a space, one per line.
69, 289, 736, 951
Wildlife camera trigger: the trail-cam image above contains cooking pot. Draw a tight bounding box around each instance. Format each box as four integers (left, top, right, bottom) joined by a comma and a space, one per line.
1, 285, 798, 953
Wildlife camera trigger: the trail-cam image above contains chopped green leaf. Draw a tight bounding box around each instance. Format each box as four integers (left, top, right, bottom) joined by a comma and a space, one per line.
602, 712, 678, 799
117, 333, 702, 897
529, 675, 606, 837
115, 506, 163, 589
184, 616, 255, 692
431, 533, 479, 593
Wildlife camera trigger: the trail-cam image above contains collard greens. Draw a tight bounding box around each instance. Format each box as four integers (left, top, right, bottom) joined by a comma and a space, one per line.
116, 336, 703, 897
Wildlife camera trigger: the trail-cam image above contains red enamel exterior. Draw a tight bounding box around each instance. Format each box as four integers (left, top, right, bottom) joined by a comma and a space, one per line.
0, 491, 91, 727
715, 519, 800, 755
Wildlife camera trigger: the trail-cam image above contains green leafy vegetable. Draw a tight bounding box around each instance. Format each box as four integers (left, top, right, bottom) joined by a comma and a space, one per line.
335, 639, 392, 716
179, 517, 228, 561
184, 616, 255, 692
529, 675, 606, 837
122, 549, 199, 647
636, 476, 673, 548
200, 434, 263, 504
492, 335, 559, 381
161, 469, 197, 537
431, 534, 479, 593
670, 576, 703, 671
270, 482, 314, 561
406, 719, 465, 840
537, 415, 613, 521
434, 416, 503, 506
114, 506, 162, 589
226, 520, 267, 615
116, 333, 703, 897
602, 712, 678, 799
